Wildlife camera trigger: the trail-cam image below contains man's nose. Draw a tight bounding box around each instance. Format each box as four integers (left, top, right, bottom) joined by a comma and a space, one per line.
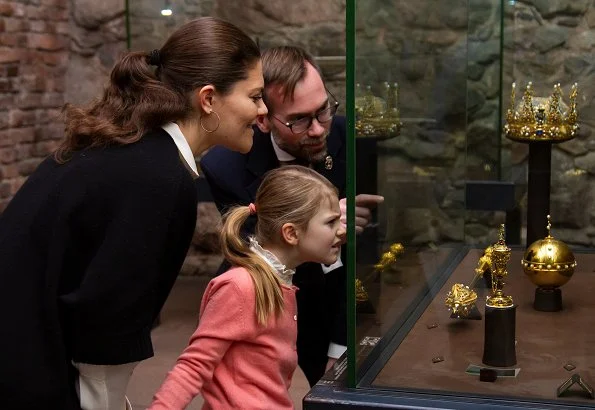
307, 117, 325, 136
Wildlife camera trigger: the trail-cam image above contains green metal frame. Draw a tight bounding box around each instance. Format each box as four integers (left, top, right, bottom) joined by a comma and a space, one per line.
345, 0, 356, 389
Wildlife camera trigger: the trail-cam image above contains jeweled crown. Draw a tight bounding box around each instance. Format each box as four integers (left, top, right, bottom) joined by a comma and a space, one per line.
355, 82, 402, 138
504, 82, 579, 143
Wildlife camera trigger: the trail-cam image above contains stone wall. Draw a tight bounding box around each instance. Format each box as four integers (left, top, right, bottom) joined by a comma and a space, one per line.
356, 0, 595, 248
127, 0, 347, 106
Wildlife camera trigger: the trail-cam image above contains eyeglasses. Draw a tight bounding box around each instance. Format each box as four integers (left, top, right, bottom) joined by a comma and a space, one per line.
271, 90, 340, 134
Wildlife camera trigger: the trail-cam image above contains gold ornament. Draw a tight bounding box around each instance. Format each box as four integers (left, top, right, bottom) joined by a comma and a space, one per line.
474, 245, 493, 277
521, 215, 576, 289
486, 224, 514, 308
355, 82, 402, 138
355, 278, 369, 303
445, 283, 478, 317
504, 82, 579, 143
374, 243, 405, 272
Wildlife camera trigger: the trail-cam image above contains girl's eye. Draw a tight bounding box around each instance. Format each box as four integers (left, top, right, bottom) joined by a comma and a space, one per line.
252, 95, 263, 102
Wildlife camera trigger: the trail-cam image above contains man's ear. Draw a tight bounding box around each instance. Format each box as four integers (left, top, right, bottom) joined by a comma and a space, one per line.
280, 223, 299, 246
194, 85, 216, 113
256, 114, 272, 133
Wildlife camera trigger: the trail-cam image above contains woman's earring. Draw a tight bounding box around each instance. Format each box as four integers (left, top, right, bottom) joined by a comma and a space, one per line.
200, 111, 220, 133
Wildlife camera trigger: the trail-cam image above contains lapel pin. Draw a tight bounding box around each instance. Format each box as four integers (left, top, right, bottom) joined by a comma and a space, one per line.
324, 155, 333, 170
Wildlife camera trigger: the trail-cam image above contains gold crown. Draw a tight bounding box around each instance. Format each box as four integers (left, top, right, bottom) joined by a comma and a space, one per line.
504, 82, 579, 143
355, 82, 402, 138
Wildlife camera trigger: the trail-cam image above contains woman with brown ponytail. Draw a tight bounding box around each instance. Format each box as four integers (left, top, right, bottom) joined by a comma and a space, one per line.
0, 17, 267, 410
150, 165, 345, 410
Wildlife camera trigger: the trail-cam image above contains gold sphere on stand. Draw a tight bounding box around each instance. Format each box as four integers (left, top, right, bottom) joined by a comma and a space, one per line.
521, 215, 576, 311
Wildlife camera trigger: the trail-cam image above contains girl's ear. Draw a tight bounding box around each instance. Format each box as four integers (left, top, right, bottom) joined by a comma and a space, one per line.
281, 223, 299, 246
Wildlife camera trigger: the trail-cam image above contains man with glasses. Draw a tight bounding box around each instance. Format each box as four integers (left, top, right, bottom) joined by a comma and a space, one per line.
200, 46, 383, 387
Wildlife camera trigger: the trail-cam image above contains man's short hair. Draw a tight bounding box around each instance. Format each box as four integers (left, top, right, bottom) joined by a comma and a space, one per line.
261, 46, 323, 109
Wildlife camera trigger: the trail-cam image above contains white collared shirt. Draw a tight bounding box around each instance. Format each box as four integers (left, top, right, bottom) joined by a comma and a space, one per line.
162, 122, 199, 177
270, 132, 296, 162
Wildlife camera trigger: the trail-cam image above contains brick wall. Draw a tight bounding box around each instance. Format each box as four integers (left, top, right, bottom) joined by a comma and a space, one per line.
0, 0, 69, 211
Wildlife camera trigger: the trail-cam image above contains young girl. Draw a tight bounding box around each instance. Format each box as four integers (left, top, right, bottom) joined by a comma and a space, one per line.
150, 165, 346, 409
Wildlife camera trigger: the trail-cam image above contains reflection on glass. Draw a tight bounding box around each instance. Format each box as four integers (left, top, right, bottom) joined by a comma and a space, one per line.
349, 0, 595, 407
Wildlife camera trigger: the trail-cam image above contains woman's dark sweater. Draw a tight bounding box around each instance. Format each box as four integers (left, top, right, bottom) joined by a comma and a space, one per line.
0, 129, 198, 409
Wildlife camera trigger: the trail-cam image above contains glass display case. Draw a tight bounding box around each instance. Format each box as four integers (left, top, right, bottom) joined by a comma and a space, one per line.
305, 0, 595, 408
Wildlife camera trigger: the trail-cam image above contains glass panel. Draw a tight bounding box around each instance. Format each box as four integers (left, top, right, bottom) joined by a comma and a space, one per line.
351, 0, 474, 384
346, 0, 595, 407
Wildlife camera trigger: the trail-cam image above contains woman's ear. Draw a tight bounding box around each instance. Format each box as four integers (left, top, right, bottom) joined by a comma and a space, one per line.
281, 223, 299, 246
195, 85, 216, 113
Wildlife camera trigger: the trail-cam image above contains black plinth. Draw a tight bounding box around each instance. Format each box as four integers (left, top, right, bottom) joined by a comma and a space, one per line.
355, 137, 379, 264
483, 305, 517, 367
526, 142, 552, 247
534, 287, 562, 312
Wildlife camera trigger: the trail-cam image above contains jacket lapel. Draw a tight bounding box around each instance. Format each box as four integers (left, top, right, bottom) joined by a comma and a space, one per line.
245, 128, 278, 201
314, 118, 346, 197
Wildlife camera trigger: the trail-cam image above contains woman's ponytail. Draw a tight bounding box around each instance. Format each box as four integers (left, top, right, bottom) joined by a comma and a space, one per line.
56, 51, 189, 163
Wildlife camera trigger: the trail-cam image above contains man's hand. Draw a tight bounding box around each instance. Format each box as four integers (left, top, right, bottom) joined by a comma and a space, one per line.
339, 194, 384, 241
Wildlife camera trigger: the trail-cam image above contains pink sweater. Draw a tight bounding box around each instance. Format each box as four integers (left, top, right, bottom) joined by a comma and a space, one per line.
150, 267, 298, 409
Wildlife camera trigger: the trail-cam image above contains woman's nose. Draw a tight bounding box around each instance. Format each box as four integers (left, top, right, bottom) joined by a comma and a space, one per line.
258, 100, 268, 116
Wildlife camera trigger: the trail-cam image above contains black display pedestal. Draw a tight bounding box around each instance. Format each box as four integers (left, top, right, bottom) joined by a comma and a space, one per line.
355, 137, 380, 264
483, 305, 517, 367
534, 287, 562, 312
526, 142, 552, 247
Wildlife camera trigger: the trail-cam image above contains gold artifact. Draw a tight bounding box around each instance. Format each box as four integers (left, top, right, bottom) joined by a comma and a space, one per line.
355, 278, 368, 303
504, 82, 579, 143
358, 242, 403, 308
486, 224, 514, 308
468, 245, 495, 289
445, 245, 493, 318
355, 82, 402, 138
521, 215, 576, 289
374, 243, 405, 272
474, 246, 493, 278
445, 283, 478, 317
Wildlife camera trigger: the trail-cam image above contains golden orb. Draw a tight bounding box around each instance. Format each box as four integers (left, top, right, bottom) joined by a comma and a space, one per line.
521, 216, 576, 289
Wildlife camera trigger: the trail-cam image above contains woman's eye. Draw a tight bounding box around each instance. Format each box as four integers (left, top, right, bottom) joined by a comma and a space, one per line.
252, 95, 263, 102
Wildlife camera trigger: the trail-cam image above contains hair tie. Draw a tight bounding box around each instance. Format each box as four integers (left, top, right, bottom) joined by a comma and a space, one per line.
148, 49, 161, 66
248, 203, 257, 215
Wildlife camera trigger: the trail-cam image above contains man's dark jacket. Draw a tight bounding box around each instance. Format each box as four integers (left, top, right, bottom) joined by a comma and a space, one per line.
200, 116, 346, 386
